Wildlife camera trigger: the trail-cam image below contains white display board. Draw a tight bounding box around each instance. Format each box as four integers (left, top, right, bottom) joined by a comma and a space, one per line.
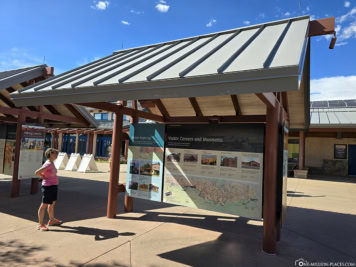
55, 152, 69, 170
77, 154, 98, 173
64, 153, 82, 171
19, 125, 46, 180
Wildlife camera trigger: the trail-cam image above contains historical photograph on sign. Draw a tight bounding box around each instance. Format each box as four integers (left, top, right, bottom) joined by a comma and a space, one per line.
129, 160, 140, 174
220, 156, 238, 168
241, 156, 261, 170
3, 141, 15, 176
167, 152, 181, 163
139, 160, 160, 177
201, 155, 217, 166
183, 153, 198, 163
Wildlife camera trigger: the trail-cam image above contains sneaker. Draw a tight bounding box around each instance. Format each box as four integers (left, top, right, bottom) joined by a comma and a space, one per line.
48, 219, 63, 226
37, 224, 49, 231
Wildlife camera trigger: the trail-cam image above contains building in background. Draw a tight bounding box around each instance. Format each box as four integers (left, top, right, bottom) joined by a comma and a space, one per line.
289, 99, 356, 176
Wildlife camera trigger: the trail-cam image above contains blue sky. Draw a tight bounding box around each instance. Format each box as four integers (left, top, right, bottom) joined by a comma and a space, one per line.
0, 0, 355, 100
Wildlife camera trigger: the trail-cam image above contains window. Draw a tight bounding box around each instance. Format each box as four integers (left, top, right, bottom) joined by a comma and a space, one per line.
102, 113, 108, 120
94, 113, 109, 120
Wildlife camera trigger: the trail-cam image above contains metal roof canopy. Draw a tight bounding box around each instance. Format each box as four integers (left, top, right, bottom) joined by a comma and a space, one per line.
0, 66, 98, 128
11, 16, 310, 107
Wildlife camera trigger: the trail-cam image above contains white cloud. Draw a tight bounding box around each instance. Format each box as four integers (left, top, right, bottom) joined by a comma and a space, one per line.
258, 13, 265, 18
345, 1, 351, 8
0, 47, 43, 71
337, 7, 356, 23
155, 0, 170, 13
121, 20, 130, 25
335, 41, 348, 46
335, 7, 356, 41
310, 76, 356, 101
206, 19, 217, 27
243, 20, 250, 25
284, 11, 291, 17
91, 1, 110, 10
306, 6, 310, 11
130, 9, 143, 15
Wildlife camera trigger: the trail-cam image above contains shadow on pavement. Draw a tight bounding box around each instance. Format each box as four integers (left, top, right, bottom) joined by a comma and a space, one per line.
305, 175, 356, 184
0, 239, 129, 267
48, 225, 135, 241
287, 190, 326, 198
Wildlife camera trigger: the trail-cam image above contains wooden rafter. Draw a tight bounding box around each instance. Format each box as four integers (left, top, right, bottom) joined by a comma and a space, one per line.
44, 105, 61, 115
0, 92, 16, 108
0, 106, 85, 124
189, 97, 203, 117
281, 92, 289, 115
256, 93, 278, 109
76, 102, 165, 123
154, 100, 170, 119
230, 95, 241, 116
166, 115, 266, 124
64, 104, 90, 127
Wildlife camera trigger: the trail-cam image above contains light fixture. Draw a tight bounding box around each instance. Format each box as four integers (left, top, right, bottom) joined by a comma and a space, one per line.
329, 32, 337, 49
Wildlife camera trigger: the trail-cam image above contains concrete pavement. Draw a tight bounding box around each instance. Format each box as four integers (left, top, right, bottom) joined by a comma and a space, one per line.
0, 163, 355, 266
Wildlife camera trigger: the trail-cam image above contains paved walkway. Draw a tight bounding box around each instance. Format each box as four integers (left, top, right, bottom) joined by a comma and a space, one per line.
0, 164, 355, 266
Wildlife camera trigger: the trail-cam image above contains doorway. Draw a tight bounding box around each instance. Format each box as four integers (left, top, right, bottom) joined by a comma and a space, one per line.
348, 145, 356, 176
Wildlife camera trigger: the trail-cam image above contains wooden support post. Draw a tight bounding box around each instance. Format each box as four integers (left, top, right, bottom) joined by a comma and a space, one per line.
124, 101, 137, 213
86, 133, 90, 154
55, 133, 58, 149
107, 110, 123, 218
51, 133, 55, 148
75, 132, 79, 153
58, 132, 63, 152
92, 133, 98, 157
11, 112, 26, 198
263, 103, 280, 254
299, 131, 305, 170
124, 140, 129, 161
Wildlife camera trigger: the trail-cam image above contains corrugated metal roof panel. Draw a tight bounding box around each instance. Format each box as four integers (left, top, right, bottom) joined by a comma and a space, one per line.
319, 112, 329, 124
11, 16, 310, 109
310, 112, 319, 124
326, 112, 339, 124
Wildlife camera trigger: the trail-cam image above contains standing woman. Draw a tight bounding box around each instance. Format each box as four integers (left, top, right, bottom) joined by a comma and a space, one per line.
35, 148, 63, 231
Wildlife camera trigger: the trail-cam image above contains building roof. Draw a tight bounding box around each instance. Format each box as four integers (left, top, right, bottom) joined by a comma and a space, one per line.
11, 16, 309, 107
0, 65, 48, 89
0, 66, 98, 128
310, 100, 356, 128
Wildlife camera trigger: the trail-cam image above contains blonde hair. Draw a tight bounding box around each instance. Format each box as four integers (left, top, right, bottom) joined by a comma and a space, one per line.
45, 148, 58, 159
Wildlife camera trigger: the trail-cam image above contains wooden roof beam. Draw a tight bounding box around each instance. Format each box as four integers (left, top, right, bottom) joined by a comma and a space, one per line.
281, 92, 289, 116
231, 95, 241, 116
256, 93, 277, 109
0, 106, 85, 124
77, 102, 165, 123
189, 97, 203, 117
309, 17, 335, 37
166, 115, 266, 124
64, 104, 90, 127
154, 99, 170, 119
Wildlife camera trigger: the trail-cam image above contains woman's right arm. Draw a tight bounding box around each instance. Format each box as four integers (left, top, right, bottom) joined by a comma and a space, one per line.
35, 166, 49, 179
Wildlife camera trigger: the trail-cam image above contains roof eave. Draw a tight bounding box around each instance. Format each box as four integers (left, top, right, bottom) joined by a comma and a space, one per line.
11, 67, 299, 106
